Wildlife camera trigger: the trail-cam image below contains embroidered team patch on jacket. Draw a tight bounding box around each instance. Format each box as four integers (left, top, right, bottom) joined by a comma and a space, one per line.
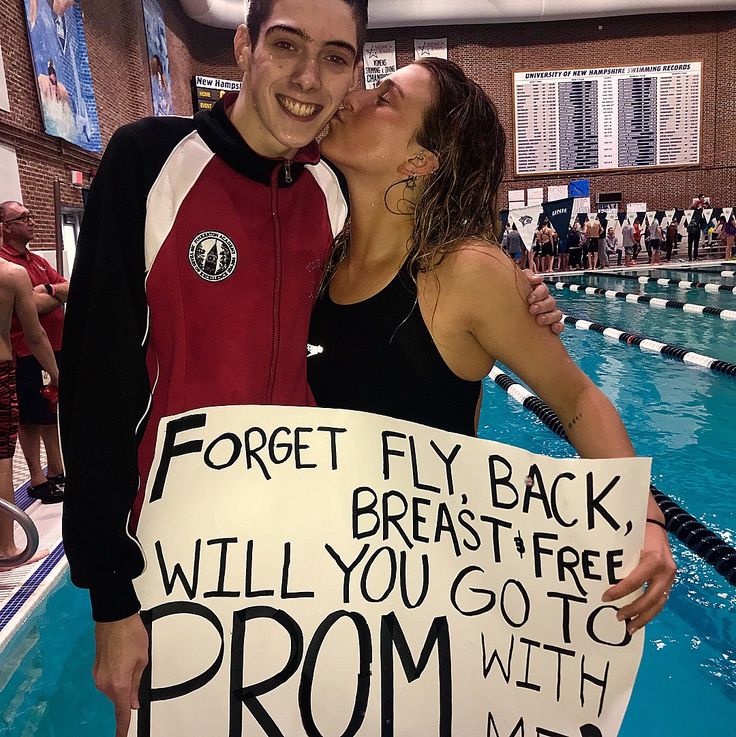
189, 231, 238, 282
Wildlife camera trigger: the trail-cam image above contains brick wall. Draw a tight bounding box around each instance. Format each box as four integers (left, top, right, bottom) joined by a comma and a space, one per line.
0, 3, 733, 251
0, 0, 239, 249
368, 11, 736, 210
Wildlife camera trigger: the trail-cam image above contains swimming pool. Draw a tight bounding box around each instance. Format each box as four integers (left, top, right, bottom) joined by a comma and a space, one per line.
1, 266, 734, 736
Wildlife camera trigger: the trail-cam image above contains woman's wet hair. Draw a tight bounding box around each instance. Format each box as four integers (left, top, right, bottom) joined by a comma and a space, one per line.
246, 0, 368, 57
405, 57, 506, 272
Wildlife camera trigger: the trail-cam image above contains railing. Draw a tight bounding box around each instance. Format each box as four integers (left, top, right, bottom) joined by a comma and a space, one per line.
0, 498, 40, 568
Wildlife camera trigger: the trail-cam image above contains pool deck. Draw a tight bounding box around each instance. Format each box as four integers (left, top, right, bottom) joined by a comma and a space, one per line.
0, 449, 66, 654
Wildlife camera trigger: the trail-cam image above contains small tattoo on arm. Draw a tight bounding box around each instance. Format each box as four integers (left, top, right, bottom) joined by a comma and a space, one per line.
567, 413, 583, 430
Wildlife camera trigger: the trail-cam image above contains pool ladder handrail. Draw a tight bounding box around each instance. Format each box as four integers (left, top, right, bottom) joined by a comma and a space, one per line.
0, 498, 40, 568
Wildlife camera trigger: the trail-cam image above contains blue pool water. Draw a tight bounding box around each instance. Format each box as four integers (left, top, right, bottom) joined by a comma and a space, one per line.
2, 272, 734, 736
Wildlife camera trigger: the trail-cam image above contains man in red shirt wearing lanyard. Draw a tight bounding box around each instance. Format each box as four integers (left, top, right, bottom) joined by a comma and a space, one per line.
0, 201, 68, 502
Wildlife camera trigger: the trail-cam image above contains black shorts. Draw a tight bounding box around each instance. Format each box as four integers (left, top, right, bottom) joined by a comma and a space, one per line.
541, 242, 554, 257
16, 352, 60, 425
0, 360, 18, 460
586, 237, 599, 254
650, 239, 661, 251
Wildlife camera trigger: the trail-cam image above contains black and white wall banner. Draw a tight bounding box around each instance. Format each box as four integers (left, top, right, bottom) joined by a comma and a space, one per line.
509, 205, 544, 251
130, 405, 650, 737
363, 41, 397, 90
543, 197, 575, 238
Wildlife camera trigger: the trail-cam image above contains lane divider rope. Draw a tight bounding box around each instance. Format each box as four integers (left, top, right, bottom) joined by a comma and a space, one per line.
584, 270, 736, 293
544, 279, 736, 321
560, 313, 736, 376
488, 366, 736, 586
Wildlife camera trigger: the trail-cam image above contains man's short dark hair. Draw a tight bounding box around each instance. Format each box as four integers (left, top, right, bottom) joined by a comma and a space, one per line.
246, 0, 368, 58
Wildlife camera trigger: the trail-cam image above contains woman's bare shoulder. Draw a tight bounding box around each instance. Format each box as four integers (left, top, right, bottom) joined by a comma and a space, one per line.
433, 239, 521, 289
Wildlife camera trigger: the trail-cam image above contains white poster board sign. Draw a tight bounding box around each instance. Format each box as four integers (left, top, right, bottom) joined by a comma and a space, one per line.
527, 187, 544, 206
363, 41, 397, 90
549, 185, 569, 201
572, 197, 592, 224
131, 405, 649, 737
414, 38, 448, 60
508, 189, 526, 208
0, 145, 23, 203
0, 41, 8, 112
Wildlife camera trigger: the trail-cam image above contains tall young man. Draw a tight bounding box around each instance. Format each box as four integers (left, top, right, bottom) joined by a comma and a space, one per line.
60, 2, 561, 732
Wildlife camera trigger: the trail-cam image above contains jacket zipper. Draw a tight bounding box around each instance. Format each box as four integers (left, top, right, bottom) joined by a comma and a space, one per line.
265, 165, 284, 402
284, 159, 293, 184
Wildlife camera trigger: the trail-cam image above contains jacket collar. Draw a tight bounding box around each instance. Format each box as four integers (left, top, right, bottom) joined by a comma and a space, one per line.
0, 243, 27, 259
195, 92, 320, 187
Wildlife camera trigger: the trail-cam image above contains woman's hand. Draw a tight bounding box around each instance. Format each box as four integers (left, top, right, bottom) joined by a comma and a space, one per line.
522, 270, 564, 335
602, 522, 676, 634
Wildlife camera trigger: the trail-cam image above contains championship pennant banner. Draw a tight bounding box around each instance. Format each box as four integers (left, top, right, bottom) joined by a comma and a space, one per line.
363, 41, 396, 90
191, 75, 242, 112
514, 62, 701, 175
131, 405, 650, 737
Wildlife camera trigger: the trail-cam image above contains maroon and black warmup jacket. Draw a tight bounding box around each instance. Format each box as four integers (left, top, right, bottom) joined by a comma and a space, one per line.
59, 95, 348, 622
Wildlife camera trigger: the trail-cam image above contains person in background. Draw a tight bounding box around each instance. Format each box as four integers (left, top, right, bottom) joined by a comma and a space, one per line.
622, 219, 635, 267
0, 202, 66, 503
632, 218, 643, 262
0, 221, 60, 570
686, 213, 701, 262
596, 219, 609, 268
566, 222, 582, 270
584, 216, 602, 269
538, 218, 556, 273
691, 193, 706, 209
724, 215, 736, 260
531, 228, 542, 272
648, 216, 663, 265
605, 226, 619, 266
500, 223, 510, 256
714, 215, 727, 257
664, 220, 677, 262
502, 222, 525, 264
556, 222, 569, 272
707, 218, 717, 246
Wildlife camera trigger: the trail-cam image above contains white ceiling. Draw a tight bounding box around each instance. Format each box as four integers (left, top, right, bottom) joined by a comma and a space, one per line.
179, 0, 736, 30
